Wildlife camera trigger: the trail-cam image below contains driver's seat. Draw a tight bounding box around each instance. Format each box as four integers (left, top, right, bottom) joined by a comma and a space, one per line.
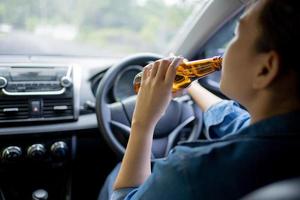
241, 177, 300, 200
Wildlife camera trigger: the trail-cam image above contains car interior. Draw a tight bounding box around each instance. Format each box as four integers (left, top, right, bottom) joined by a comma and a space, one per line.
0, 0, 299, 199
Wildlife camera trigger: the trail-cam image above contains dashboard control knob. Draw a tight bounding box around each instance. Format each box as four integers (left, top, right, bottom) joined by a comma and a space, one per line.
32, 189, 48, 200
60, 76, 72, 88
1, 146, 22, 161
27, 144, 46, 160
0, 76, 7, 88
51, 141, 68, 159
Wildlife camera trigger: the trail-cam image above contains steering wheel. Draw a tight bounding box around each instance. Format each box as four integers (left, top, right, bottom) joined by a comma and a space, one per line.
95, 53, 203, 158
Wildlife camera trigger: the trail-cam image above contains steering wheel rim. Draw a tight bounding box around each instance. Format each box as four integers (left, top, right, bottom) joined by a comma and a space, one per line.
95, 53, 203, 158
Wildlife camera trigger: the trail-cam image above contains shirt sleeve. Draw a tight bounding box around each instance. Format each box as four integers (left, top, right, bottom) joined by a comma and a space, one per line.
111, 188, 138, 200
203, 100, 250, 139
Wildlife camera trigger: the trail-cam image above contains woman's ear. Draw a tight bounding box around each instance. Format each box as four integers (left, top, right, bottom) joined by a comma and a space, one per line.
253, 51, 280, 89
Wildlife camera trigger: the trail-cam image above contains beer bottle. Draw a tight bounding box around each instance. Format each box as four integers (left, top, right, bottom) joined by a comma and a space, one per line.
133, 56, 222, 93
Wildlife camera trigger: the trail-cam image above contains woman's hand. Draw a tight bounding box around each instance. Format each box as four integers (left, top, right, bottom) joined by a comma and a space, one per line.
114, 56, 183, 189
132, 56, 184, 129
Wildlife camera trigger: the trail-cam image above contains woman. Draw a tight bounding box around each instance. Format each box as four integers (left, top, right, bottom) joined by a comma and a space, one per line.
104, 0, 300, 199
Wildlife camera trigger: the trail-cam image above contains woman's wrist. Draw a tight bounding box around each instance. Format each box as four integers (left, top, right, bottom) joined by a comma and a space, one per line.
131, 120, 156, 136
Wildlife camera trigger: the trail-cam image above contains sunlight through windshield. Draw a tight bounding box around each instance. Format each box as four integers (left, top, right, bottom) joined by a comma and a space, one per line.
0, 0, 208, 57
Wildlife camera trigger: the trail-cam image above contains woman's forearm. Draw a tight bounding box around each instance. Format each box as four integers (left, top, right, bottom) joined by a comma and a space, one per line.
113, 121, 154, 189
187, 82, 223, 112
113, 57, 183, 190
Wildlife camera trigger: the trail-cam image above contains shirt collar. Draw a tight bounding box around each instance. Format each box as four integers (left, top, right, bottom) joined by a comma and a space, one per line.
231, 110, 300, 138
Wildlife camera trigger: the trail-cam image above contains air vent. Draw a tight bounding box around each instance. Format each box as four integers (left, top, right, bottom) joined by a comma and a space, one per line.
43, 98, 74, 119
0, 98, 30, 121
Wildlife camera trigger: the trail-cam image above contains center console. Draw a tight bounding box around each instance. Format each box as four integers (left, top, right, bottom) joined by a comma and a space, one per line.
0, 63, 81, 200
0, 63, 80, 124
0, 135, 75, 200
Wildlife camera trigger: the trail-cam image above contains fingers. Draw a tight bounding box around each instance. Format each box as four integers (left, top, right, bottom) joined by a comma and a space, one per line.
156, 58, 173, 80
165, 56, 184, 83
142, 56, 182, 84
150, 61, 159, 79
141, 65, 151, 86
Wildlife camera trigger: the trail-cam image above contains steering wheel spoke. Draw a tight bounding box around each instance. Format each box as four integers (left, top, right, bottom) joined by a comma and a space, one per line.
108, 102, 131, 127
164, 116, 195, 156
110, 120, 131, 137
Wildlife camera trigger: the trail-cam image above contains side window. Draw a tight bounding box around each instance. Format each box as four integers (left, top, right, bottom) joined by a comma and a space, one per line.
193, 12, 243, 93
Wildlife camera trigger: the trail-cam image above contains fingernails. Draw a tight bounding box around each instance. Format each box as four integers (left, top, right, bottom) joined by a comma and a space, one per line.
168, 56, 175, 61
175, 56, 184, 64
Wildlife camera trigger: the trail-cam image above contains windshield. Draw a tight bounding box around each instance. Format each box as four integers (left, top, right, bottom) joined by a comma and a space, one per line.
0, 0, 205, 58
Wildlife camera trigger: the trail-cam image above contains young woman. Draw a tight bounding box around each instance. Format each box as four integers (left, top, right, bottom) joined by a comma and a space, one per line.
104, 0, 300, 199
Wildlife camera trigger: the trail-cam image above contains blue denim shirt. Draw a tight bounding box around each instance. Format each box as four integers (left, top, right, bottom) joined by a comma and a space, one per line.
112, 101, 300, 200
203, 100, 250, 139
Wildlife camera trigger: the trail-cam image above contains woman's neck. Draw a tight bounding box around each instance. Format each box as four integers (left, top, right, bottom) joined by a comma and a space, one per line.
248, 91, 300, 125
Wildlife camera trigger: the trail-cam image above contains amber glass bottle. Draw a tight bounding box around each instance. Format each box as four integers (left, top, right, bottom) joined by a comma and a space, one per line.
133, 56, 222, 93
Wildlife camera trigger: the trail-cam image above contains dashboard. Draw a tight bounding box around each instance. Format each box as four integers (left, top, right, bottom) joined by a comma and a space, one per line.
0, 55, 142, 131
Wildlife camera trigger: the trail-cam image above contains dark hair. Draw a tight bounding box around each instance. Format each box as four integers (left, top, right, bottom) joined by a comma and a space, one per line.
256, 0, 300, 74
